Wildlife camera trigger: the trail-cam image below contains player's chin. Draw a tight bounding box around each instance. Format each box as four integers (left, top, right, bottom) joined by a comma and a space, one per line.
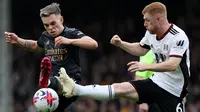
51, 34, 58, 37
148, 30, 155, 34
146, 29, 155, 34
49, 32, 59, 37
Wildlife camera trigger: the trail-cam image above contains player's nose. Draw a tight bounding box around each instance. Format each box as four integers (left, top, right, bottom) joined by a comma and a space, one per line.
144, 23, 147, 28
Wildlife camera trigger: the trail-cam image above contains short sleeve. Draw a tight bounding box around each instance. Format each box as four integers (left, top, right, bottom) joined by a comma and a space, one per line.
169, 34, 189, 57
37, 33, 46, 48
139, 31, 151, 49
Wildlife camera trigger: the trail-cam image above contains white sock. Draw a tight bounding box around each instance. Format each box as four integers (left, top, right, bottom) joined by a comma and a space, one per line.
48, 79, 51, 86
74, 84, 115, 100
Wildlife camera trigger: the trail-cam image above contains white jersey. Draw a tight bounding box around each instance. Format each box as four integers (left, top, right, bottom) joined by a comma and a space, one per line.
140, 24, 190, 98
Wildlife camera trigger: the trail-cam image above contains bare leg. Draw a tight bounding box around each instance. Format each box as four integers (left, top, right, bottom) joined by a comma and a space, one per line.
112, 82, 139, 101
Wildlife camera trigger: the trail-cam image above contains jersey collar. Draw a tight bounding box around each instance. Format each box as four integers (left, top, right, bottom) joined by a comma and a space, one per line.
156, 24, 173, 41
58, 26, 66, 36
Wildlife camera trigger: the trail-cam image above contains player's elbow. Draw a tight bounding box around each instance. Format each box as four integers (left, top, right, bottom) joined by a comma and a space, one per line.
166, 59, 180, 71
169, 68, 176, 71
84, 36, 98, 49
89, 40, 98, 49
92, 41, 98, 49
167, 64, 178, 71
30, 42, 40, 52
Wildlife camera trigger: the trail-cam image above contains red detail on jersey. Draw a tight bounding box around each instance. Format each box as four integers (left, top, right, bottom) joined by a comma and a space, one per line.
43, 91, 57, 106
169, 55, 182, 58
156, 24, 173, 40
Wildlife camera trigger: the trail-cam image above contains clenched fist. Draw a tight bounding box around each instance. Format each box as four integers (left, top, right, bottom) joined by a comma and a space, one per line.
55, 36, 72, 47
5, 32, 19, 44
110, 35, 122, 47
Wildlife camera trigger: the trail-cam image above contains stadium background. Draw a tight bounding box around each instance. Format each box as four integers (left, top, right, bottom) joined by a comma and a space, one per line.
1, 0, 200, 111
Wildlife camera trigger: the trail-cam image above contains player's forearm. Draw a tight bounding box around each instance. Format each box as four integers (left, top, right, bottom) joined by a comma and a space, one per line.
119, 42, 147, 56
144, 57, 181, 72
17, 37, 38, 52
71, 36, 98, 49
144, 61, 177, 72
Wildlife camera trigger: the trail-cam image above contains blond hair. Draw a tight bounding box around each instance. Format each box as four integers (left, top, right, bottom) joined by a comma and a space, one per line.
40, 3, 61, 17
142, 2, 167, 17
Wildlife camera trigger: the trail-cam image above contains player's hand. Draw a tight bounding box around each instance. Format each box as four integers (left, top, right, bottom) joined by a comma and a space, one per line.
127, 61, 146, 72
5, 32, 19, 44
139, 103, 149, 112
110, 35, 122, 47
55, 36, 72, 47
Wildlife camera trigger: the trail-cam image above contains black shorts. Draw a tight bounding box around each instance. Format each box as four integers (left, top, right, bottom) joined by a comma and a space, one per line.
149, 103, 162, 112
54, 73, 81, 112
55, 95, 78, 112
130, 79, 185, 112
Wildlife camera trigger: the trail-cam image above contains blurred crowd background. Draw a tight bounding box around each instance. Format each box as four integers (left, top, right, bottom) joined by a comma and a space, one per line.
8, 0, 200, 111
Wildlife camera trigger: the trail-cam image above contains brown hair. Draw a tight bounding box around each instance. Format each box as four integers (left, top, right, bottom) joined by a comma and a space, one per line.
40, 3, 61, 17
142, 2, 167, 17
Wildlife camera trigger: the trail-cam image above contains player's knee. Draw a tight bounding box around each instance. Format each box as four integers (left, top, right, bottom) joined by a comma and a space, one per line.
112, 82, 135, 95
112, 82, 138, 101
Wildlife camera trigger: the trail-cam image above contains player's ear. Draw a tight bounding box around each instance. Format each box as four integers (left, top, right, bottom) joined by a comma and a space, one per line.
60, 16, 64, 24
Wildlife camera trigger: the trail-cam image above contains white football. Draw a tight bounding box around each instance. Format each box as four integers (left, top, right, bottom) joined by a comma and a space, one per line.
33, 88, 59, 112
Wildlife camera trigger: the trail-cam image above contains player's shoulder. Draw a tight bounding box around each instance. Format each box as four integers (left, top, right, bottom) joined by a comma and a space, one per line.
64, 27, 79, 33
41, 31, 49, 37
64, 26, 85, 37
170, 24, 188, 38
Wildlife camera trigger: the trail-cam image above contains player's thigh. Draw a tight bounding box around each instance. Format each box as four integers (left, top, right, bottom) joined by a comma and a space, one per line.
112, 82, 139, 101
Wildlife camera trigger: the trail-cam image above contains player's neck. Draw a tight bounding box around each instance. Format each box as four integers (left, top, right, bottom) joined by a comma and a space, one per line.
156, 22, 171, 39
59, 26, 65, 34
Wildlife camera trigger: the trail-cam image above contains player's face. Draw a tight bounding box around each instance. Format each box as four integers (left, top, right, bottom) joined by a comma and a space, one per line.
143, 13, 158, 34
41, 14, 64, 37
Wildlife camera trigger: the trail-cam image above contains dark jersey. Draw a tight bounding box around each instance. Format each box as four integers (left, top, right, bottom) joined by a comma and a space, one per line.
37, 27, 86, 79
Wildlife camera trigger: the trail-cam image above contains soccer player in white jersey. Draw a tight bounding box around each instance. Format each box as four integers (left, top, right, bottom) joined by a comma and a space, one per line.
55, 2, 190, 112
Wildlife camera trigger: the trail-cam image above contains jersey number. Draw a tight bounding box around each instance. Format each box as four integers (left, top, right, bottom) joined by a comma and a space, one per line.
154, 53, 166, 63
176, 103, 183, 112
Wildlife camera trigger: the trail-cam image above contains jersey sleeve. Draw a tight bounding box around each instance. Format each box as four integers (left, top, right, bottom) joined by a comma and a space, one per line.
70, 28, 86, 39
37, 33, 46, 48
169, 34, 189, 57
139, 31, 151, 49
135, 50, 154, 79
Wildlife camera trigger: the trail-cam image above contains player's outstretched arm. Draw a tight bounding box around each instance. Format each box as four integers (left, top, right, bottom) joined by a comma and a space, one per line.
55, 36, 98, 49
127, 57, 182, 72
5, 32, 43, 52
69, 36, 98, 49
110, 35, 148, 56
144, 57, 182, 72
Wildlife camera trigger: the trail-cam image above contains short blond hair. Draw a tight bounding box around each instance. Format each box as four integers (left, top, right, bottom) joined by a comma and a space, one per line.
40, 3, 61, 18
142, 2, 167, 17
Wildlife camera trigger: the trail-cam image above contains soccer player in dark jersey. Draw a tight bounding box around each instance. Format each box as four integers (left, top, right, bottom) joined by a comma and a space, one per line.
57, 2, 190, 112
5, 3, 98, 112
